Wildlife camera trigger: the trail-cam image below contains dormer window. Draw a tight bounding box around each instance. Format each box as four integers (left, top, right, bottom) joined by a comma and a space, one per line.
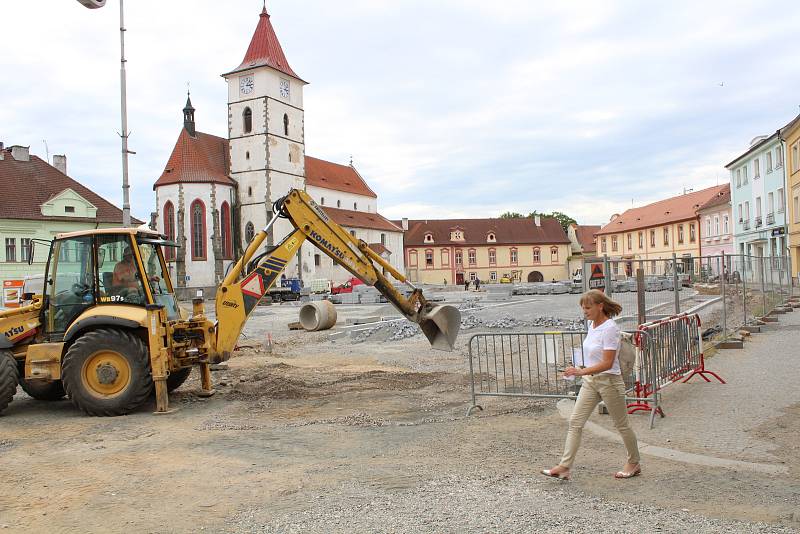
424, 233, 434, 243
486, 232, 496, 243
450, 229, 464, 241
65, 206, 75, 213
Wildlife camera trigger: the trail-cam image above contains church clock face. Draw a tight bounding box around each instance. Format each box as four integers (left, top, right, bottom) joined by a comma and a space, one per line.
239, 75, 254, 95
279, 79, 290, 99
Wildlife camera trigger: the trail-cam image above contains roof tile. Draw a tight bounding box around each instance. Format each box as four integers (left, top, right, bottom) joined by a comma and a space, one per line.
321, 206, 401, 232
306, 156, 377, 198
154, 130, 234, 189
224, 7, 303, 81
404, 218, 570, 247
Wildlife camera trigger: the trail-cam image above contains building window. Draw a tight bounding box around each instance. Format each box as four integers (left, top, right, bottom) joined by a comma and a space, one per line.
337, 200, 341, 208
743, 166, 748, 184
451, 230, 464, 241
441, 249, 450, 266
350, 230, 356, 237
354, 202, 358, 210
163, 201, 176, 261
487, 233, 496, 242
509, 248, 518, 264
744, 201, 750, 220
611, 236, 618, 252
638, 232, 643, 249
677, 224, 684, 244
469, 272, 477, 282
778, 188, 785, 213
600, 238, 607, 253
490, 271, 497, 282
627, 233, 632, 250
425, 249, 434, 268
245, 221, 255, 244
468, 249, 477, 265
5, 238, 16, 262
245, 151, 250, 160
689, 223, 696, 243
754, 157, 760, 178
649, 230, 655, 247
424, 233, 434, 243
533, 247, 541, 263
767, 192, 774, 215
706, 218, 712, 237
314, 254, 321, 267
380, 233, 386, 245
65, 206, 75, 213
243, 107, 252, 134
736, 169, 741, 188
409, 250, 418, 267
20, 238, 31, 263
283, 113, 289, 136
247, 186, 253, 197
651, 260, 656, 273
793, 143, 800, 173
714, 216, 720, 235
550, 246, 558, 263
221, 201, 233, 259
663, 227, 669, 246
190, 200, 206, 260
455, 250, 463, 265
766, 151, 773, 172
723, 215, 729, 233
776, 147, 784, 168
488, 249, 496, 265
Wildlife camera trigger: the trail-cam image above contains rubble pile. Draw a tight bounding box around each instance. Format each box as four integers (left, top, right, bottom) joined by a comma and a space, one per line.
461, 314, 583, 331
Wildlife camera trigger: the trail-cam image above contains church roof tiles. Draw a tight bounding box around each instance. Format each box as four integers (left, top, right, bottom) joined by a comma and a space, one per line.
223, 6, 304, 81
153, 130, 235, 189
305, 156, 377, 198
321, 206, 402, 232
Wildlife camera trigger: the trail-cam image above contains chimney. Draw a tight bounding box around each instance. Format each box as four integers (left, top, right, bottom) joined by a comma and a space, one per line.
52, 154, 67, 175
534, 214, 541, 226
401, 218, 409, 231
10, 145, 30, 162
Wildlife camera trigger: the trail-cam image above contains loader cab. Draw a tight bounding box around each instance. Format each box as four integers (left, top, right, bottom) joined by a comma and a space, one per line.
41, 229, 179, 338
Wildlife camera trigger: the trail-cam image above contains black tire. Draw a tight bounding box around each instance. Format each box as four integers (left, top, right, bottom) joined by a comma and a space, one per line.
0, 350, 19, 414
19, 378, 66, 401
62, 328, 153, 416
166, 367, 192, 392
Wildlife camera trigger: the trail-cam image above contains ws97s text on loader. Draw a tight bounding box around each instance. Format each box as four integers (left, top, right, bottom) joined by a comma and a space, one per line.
0, 189, 460, 416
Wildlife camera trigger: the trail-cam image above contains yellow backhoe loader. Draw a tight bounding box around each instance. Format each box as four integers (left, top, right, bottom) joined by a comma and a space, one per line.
0, 189, 460, 416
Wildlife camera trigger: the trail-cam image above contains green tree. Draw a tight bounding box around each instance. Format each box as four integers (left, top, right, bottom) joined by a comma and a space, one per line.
543, 211, 577, 234
499, 211, 526, 219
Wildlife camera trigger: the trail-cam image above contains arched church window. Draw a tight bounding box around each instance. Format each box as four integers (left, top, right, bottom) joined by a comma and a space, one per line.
283, 113, 289, 136
245, 222, 255, 244
243, 107, 252, 134
190, 199, 206, 261
163, 201, 175, 261
221, 201, 232, 259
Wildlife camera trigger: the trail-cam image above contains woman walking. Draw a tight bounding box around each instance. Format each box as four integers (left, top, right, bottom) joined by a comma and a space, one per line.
542, 290, 640, 480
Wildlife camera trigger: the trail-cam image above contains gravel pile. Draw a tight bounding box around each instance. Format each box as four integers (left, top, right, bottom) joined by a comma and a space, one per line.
286, 411, 390, 428
461, 314, 583, 331
227, 474, 796, 533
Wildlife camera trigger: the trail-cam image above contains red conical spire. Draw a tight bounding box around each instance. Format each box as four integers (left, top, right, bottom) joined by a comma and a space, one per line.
223, 4, 304, 81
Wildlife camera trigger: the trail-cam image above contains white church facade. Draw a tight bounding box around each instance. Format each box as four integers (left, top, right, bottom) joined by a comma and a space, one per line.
153, 6, 403, 297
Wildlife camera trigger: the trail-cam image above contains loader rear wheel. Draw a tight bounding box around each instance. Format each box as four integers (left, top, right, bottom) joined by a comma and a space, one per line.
166, 367, 192, 392
62, 328, 152, 416
0, 350, 19, 414
19, 378, 66, 401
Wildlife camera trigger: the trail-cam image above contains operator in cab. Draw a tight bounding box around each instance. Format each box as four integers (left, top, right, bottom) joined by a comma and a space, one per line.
112, 247, 139, 291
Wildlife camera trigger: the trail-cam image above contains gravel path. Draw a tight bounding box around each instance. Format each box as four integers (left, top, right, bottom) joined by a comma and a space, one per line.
228, 474, 797, 533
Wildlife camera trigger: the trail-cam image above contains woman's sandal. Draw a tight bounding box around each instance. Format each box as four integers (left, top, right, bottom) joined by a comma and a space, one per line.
541, 469, 571, 481
614, 466, 641, 479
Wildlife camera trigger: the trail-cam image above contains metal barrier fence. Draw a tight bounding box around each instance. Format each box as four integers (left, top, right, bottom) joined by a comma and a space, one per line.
466, 330, 663, 427
629, 313, 724, 419
584, 253, 796, 348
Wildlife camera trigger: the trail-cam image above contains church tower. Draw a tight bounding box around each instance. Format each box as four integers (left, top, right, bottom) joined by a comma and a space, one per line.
222, 5, 307, 275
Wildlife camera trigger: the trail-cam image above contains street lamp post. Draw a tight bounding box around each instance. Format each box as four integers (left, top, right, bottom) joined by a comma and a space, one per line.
76, 0, 132, 227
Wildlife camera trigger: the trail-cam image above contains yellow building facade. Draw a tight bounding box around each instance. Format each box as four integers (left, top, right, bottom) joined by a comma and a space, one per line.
403, 217, 570, 285
782, 117, 800, 281
595, 185, 728, 276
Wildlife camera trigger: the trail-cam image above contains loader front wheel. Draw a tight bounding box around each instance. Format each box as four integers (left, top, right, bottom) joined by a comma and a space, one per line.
19, 378, 66, 401
0, 350, 19, 414
62, 328, 152, 416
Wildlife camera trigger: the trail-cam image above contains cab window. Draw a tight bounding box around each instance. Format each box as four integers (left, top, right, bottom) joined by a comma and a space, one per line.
46, 237, 95, 334
138, 242, 179, 320
97, 235, 146, 305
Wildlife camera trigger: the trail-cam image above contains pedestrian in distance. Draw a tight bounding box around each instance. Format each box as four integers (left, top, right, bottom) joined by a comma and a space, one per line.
475, 278, 481, 291
464, 279, 470, 291
542, 289, 640, 481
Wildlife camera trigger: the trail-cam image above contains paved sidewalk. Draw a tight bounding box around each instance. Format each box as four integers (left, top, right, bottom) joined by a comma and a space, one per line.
591, 307, 800, 465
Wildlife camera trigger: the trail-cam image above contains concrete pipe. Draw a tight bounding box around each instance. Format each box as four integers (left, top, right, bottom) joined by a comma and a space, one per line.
299, 300, 338, 331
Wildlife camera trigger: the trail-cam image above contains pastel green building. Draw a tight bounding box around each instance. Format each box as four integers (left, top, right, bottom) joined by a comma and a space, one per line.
0, 145, 140, 295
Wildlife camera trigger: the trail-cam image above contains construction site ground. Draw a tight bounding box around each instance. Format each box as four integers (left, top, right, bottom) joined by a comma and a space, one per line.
1, 291, 799, 533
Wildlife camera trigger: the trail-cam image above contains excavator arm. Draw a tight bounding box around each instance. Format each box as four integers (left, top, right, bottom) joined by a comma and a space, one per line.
213, 189, 460, 359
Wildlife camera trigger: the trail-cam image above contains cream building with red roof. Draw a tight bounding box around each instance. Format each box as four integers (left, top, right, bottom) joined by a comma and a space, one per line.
595, 185, 727, 277
153, 6, 403, 294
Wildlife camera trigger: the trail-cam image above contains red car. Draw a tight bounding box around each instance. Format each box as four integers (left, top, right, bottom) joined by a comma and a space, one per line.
331, 277, 365, 294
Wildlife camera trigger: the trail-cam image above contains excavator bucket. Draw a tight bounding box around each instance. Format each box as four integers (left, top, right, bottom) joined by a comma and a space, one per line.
418, 304, 461, 351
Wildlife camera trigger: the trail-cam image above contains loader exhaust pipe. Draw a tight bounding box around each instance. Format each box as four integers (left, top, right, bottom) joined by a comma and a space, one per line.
417, 304, 461, 351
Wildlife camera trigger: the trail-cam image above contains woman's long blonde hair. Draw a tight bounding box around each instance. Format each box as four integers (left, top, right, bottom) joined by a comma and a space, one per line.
580, 289, 622, 318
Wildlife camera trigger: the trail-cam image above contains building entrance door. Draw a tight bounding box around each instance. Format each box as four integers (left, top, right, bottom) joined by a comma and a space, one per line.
456, 272, 464, 285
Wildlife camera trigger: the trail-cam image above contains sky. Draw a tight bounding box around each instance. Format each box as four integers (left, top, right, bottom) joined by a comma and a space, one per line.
3, 1, 800, 226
